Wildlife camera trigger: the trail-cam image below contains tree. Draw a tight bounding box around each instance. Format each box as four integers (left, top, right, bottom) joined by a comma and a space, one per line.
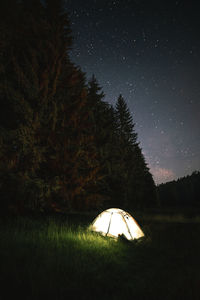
86, 75, 113, 208
0, 0, 48, 213
0, 0, 75, 212
34, 6, 102, 211
113, 94, 157, 210
115, 94, 137, 146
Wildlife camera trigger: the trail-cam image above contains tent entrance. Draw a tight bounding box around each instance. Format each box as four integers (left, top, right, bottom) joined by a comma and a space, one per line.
122, 214, 133, 240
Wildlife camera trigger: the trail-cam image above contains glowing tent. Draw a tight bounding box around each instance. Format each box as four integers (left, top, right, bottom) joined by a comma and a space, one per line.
90, 208, 144, 240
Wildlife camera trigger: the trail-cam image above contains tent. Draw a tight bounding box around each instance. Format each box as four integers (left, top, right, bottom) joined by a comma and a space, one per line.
90, 208, 144, 240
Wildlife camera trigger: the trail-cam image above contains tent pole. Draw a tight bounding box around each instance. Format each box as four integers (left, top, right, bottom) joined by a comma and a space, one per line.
106, 212, 113, 235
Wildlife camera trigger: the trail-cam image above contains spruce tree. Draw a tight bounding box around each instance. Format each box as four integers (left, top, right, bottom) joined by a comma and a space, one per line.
0, 0, 47, 213
114, 94, 157, 210
115, 94, 137, 146
39, 8, 102, 211
86, 75, 119, 208
113, 95, 136, 207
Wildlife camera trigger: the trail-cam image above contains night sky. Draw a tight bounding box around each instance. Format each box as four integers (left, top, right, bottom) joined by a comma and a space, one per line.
65, 0, 200, 184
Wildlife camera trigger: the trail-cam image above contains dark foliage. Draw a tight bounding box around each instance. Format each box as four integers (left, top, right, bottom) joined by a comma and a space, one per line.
0, 0, 157, 214
157, 171, 200, 208
110, 94, 157, 210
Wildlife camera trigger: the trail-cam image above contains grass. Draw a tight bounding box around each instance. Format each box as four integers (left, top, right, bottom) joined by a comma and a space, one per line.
0, 214, 200, 300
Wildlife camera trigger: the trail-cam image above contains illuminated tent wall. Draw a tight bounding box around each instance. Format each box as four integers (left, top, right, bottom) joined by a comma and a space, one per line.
90, 208, 144, 240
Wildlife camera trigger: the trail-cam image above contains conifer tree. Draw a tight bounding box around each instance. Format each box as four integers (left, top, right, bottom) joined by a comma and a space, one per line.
0, 0, 46, 212
114, 94, 157, 209
0, 0, 79, 212
86, 75, 119, 207
39, 6, 102, 211
115, 94, 137, 146
113, 95, 136, 207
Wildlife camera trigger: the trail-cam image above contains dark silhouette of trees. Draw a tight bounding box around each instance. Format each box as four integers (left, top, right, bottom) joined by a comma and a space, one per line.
158, 171, 200, 208
108, 94, 157, 210
0, 0, 157, 214
86, 75, 117, 209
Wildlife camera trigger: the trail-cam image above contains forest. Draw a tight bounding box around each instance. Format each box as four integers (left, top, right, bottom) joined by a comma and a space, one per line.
0, 0, 157, 215
158, 171, 200, 209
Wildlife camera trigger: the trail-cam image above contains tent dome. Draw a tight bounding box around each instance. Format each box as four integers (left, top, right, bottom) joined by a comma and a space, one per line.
90, 208, 144, 240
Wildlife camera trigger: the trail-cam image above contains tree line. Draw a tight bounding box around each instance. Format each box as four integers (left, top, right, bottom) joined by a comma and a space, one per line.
158, 171, 200, 208
0, 0, 157, 214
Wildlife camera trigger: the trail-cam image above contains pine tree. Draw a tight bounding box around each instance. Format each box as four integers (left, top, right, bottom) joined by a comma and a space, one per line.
86, 75, 119, 207
45, 66, 103, 211
37, 10, 102, 211
0, 0, 45, 213
114, 94, 157, 210
113, 95, 136, 207
0, 0, 73, 212
115, 94, 137, 146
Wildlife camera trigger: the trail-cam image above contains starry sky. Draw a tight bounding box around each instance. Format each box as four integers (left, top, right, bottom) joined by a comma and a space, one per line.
65, 0, 200, 185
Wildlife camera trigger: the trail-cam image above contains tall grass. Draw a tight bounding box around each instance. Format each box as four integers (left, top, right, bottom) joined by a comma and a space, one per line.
0, 215, 200, 300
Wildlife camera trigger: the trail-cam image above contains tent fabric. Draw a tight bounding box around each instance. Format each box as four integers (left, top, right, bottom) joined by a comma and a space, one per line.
90, 208, 144, 240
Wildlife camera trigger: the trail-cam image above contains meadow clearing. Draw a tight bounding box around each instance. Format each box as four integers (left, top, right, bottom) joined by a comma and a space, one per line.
0, 213, 200, 300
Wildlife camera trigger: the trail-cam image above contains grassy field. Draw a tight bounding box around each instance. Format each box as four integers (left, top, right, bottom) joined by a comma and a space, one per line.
0, 214, 200, 300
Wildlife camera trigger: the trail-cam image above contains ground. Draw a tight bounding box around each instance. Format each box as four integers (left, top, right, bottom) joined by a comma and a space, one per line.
0, 213, 200, 300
